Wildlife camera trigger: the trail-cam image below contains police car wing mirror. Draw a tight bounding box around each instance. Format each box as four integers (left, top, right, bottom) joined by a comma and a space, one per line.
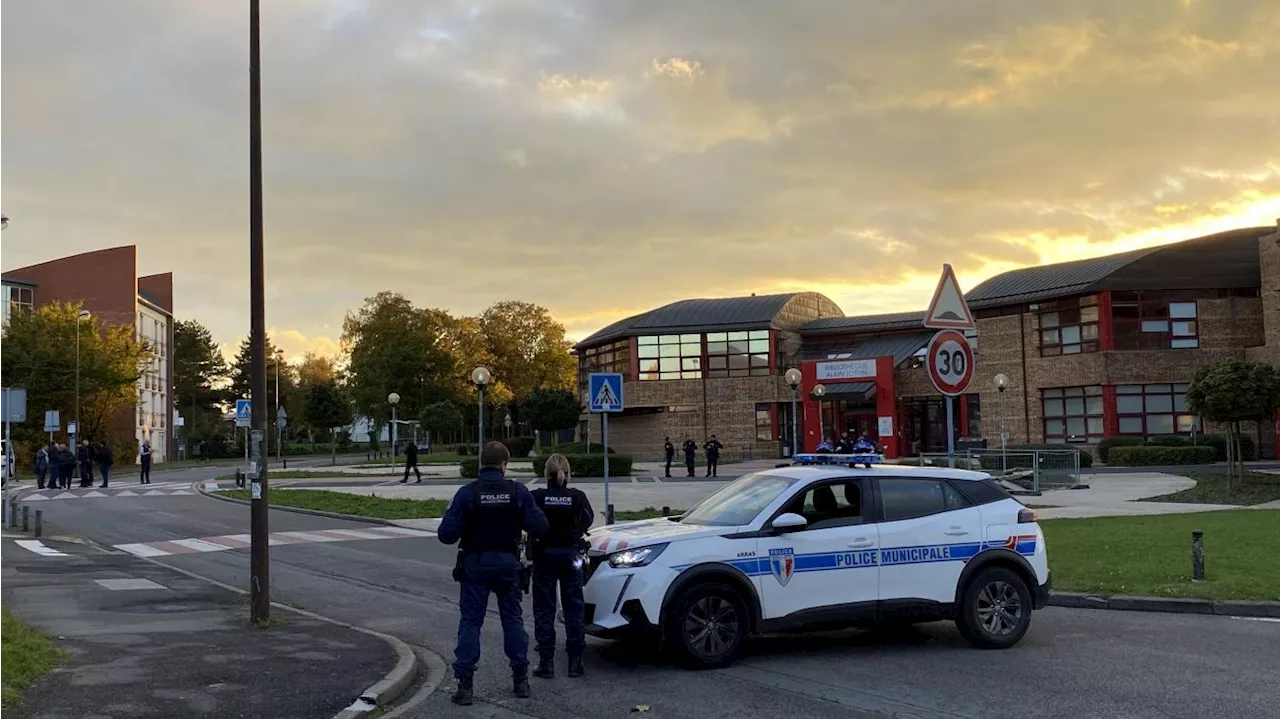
770, 513, 808, 533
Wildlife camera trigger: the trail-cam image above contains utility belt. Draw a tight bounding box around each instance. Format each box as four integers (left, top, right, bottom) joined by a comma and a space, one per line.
454, 544, 532, 594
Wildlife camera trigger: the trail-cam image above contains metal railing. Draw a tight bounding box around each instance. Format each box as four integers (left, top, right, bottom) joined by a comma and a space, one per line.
965, 448, 1083, 493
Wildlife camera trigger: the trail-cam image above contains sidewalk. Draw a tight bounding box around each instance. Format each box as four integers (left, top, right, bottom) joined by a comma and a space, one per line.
1030, 472, 1251, 519
1, 533, 399, 718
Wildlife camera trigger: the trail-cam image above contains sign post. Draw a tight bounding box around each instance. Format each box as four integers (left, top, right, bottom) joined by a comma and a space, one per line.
923, 265, 976, 468
236, 399, 252, 476
588, 373, 624, 524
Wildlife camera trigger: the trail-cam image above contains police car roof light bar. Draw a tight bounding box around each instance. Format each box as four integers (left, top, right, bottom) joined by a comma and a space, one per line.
792, 453, 884, 468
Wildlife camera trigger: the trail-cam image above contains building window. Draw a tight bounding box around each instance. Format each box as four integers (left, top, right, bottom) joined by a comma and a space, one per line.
1116, 383, 1200, 436
638, 334, 702, 380
705, 329, 770, 378
1112, 292, 1199, 350
1042, 386, 1104, 443
1039, 296, 1099, 356
579, 339, 630, 379
755, 403, 773, 441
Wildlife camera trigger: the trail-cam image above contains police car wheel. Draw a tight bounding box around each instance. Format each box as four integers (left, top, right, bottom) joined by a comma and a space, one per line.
956, 567, 1032, 649
664, 583, 748, 669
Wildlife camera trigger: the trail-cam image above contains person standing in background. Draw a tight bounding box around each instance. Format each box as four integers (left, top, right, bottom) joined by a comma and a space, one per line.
400, 439, 422, 483
703, 434, 724, 477
663, 437, 675, 478
682, 437, 697, 477
56, 444, 75, 489
35, 444, 50, 489
97, 441, 114, 488
139, 439, 153, 484
77, 440, 95, 487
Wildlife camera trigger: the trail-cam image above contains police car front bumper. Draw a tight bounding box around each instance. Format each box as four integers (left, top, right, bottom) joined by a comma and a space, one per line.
582, 563, 667, 638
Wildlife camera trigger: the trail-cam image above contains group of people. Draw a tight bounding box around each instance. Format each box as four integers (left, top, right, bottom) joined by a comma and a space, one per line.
663, 434, 725, 477
815, 432, 880, 454
32, 439, 152, 490
438, 441, 594, 706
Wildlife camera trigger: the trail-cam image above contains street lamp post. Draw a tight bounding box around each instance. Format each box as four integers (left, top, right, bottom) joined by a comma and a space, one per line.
388, 393, 400, 459
247, 0, 271, 625
812, 383, 827, 447
994, 373, 1009, 472
471, 367, 491, 448
784, 368, 802, 457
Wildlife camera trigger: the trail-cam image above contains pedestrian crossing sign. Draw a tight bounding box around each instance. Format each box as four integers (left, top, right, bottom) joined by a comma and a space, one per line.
235, 399, 252, 428
588, 373, 624, 413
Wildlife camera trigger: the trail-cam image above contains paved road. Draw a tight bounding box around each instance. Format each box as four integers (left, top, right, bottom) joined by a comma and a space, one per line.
15, 485, 1280, 719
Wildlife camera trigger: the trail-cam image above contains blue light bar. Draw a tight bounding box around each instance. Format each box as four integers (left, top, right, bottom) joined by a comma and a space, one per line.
793, 453, 883, 467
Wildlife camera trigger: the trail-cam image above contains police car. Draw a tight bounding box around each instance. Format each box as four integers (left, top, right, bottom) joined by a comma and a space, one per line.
580, 455, 1050, 668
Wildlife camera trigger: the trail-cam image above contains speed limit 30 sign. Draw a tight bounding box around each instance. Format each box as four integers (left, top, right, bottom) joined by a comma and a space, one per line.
925, 329, 974, 396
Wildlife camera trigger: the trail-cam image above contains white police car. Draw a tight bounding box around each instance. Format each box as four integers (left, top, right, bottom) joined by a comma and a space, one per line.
581, 458, 1050, 668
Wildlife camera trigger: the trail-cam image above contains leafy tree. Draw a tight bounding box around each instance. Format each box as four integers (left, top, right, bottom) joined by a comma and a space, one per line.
228, 336, 297, 452
341, 292, 458, 430
295, 352, 337, 391
519, 388, 582, 447
478, 301, 576, 402
1, 301, 150, 446
173, 319, 230, 450
419, 400, 464, 446
1187, 360, 1280, 486
304, 382, 353, 464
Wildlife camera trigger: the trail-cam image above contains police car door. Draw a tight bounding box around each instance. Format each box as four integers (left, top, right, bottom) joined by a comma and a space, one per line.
874, 477, 981, 605
755, 477, 878, 622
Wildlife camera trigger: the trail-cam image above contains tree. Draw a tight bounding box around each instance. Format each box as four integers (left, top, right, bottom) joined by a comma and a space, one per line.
295, 352, 337, 391
228, 335, 297, 452
478, 301, 576, 402
303, 382, 353, 464
1187, 360, 1280, 486
519, 388, 582, 447
1, 301, 150, 446
341, 292, 459, 431
173, 319, 230, 450
419, 400, 464, 446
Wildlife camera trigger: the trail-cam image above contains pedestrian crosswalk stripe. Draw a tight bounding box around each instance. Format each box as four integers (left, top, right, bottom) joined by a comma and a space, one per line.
83, 491, 107, 498
15, 486, 201, 501
15, 540, 69, 557
116, 490, 138, 497
113, 526, 435, 558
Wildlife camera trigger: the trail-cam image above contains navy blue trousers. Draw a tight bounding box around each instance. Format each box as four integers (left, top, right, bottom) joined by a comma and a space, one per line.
532, 547, 585, 659
453, 551, 528, 682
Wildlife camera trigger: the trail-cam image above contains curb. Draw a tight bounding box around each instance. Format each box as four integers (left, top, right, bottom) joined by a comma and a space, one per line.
1049, 591, 1280, 618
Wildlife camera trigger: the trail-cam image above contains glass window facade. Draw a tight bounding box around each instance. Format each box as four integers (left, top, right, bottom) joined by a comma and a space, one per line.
755, 403, 774, 441
579, 339, 630, 377
1039, 295, 1099, 356
1116, 383, 1200, 436
705, 329, 770, 378
1112, 292, 1199, 350
2, 284, 34, 324
638, 334, 703, 381
1042, 386, 1104, 443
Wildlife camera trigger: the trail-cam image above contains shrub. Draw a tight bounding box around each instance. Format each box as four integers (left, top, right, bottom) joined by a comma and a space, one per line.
539, 442, 614, 455
1005, 443, 1093, 468
1108, 445, 1217, 466
1095, 437, 1147, 463
460, 458, 479, 478
502, 436, 536, 459
1147, 435, 1191, 448
531, 454, 632, 478
1199, 434, 1257, 462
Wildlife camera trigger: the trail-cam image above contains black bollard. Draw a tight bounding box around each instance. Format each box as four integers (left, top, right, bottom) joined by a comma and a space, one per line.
22, 505, 30, 532
1191, 530, 1205, 581
34, 510, 43, 538
9, 503, 16, 529
606, 504, 615, 525
662, 506, 671, 517
283, 459, 288, 470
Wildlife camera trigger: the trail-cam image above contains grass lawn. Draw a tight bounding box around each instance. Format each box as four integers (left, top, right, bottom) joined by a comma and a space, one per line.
216, 470, 380, 481
2, 609, 64, 708
1139, 471, 1280, 506
1042, 510, 1280, 601
221, 488, 449, 519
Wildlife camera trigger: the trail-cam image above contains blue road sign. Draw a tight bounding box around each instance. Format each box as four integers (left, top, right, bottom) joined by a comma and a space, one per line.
588, 373, 624, 413
235, 399, 252, 428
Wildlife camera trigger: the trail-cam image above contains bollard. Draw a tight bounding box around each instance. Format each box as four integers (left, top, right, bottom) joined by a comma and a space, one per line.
606, 504, 615, 525
283, 459, 288, 470
22, 505, 30, 532
662, 506, 670, 517
1192, 530, 1205, 581
34, 510, 43, 538
9, 503, 16, 529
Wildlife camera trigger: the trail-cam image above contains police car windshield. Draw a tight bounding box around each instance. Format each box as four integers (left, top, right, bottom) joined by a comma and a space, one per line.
680, 473, 798, 527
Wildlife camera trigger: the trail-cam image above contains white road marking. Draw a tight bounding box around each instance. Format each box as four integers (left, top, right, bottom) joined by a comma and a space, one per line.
116, 542, 172, 557
95, 578, 167, 591
1231, 616, 1280, 623
277, 530, 343, 543
323, 528, 393, 541
15, 540, 68, 557
170, 538, 236, 553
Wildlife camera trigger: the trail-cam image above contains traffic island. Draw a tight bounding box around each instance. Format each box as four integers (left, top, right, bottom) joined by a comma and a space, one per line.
0, 537, 417, 718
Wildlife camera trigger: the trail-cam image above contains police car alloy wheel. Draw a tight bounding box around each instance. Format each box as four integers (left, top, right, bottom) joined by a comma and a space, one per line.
664, 582, 749, 669
956, 566, 1033, 649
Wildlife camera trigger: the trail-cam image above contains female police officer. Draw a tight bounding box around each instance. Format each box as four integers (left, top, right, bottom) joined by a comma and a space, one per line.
529, 454, 594, 679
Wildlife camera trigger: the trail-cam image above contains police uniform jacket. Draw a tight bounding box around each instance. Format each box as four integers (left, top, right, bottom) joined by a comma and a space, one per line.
682, 440, 697, 457
664, 441, 675, 460
438, 467, 548, 553
530, 483, 594, 549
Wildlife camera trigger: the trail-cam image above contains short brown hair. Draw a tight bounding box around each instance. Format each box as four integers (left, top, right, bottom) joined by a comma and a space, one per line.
480, 441, 510, 468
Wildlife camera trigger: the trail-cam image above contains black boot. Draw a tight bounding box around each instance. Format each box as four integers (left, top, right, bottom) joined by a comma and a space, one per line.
513, 676, 531, 698
567, 655, 584, 678
533, 656, 555, 679
451, 680, 473, 706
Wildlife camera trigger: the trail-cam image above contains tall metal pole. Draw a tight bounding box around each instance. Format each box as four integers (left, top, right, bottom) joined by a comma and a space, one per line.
248, 0, 270, 624
275, 352, 280, 465
391, 406, 398, 458
790, 388, 799, 457
945, 395, 956, 468
477, 387, 485, 448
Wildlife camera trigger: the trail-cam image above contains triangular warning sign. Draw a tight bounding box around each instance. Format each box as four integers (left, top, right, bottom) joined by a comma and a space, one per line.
924, 264, 975, 329
593, 381, 620, 409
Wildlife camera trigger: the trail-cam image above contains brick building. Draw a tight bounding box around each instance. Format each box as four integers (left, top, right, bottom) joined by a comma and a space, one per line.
2, 246, 175, 463
575, 224, 1280, 461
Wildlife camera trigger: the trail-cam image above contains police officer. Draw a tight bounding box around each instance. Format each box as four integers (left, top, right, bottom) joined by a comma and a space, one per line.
663, 437, 675, 478
703, 434, 723, 477
438, 441, 549, 706
682, 437, 697, 477
529, 454, 594, 679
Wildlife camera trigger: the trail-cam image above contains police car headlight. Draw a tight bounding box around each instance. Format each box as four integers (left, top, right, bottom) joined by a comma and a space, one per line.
608, 543, 667, 569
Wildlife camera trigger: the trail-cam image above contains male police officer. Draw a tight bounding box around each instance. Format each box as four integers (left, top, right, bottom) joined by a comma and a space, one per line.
529, 454, 594, 679
703, 434, 724, 477
682, 437, 697, 477
663, 437, 675, 478
439, 441, 549, 706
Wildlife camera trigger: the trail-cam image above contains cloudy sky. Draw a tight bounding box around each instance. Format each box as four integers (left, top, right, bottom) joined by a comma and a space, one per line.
3, 0, 1278, 359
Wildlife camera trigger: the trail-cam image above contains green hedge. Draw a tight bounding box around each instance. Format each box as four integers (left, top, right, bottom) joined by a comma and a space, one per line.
1200, 434, 1258, 462
502, 436, 536, 458
1146, 435, 1192, 448
1095, 437, 1146, 463
531, 454, 632, 478
1005, 444, 1094, 468
539, 442, 615, 455
1107, 445, 1218, 466
460, 458, 478, 478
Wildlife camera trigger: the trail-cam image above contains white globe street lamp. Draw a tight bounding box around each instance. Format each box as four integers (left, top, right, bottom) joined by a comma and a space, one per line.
784, 368, 802, 456
388, 392, 400, 458
471, 367, 491, 448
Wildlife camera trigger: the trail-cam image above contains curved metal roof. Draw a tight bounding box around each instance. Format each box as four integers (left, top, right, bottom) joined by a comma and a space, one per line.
801, 310, 926, 336
577, 293, 833, 348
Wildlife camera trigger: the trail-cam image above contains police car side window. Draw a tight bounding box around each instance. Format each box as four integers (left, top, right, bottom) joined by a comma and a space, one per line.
788, 480, 864, 530
878, 479, 950, 522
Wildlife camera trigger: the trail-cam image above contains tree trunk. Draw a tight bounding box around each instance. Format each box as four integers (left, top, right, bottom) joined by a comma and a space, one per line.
331, 428, 337, 466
